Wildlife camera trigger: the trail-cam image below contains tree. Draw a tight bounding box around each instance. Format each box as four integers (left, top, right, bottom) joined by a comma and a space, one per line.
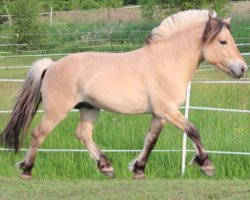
10, 0, 45, 51
139, 0, 230, 20
41, 0, 123, 11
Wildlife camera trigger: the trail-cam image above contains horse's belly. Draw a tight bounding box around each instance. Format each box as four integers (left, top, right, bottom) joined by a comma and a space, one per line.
100, 99, 150, 114
83, 90, 150, 114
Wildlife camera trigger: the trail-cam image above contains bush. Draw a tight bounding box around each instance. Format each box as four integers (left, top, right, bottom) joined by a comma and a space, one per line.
139, 0, 230, 20
10, 0, 45, 52
42, 0, 123, 12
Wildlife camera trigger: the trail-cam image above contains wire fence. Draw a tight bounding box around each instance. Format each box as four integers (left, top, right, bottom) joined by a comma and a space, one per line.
1, 38, 250, 58
0, 36, 250, 44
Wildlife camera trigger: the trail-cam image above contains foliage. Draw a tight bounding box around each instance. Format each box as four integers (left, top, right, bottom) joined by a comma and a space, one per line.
0, 0, 15, 24
42, 0, 123, 11
139, 0, 230, 20
1, 0, 124, 23
9, 0, 45, 51
123, 0, 139, 5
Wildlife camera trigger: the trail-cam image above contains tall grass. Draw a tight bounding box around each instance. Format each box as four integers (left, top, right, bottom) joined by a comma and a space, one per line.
0, 109, 249, 180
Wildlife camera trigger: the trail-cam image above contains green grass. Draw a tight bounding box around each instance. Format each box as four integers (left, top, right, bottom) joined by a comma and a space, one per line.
0, 104, 249, 180
0, 177, 249, 200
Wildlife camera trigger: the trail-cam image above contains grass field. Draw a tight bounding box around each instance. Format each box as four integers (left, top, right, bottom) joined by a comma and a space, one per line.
0, 177, 249, 200
0, 11, 250, 181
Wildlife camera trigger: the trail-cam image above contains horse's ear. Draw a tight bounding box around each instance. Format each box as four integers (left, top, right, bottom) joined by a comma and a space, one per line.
223, 17, 231, 25
208, 10, 217, 19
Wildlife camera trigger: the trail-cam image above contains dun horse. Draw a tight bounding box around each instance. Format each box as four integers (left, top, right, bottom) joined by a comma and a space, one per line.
0, 10, 247, 179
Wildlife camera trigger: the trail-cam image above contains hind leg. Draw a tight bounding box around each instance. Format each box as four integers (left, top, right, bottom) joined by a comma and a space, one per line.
75, 108, 114, 178
17, 110, 68, 179
130, 116, 166, 179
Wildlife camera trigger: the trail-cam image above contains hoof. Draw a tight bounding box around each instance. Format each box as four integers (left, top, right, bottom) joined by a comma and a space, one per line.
101, 168, 115, 178
201, 167, 215, 176
16, 160, 34, 179
190, 155, 215, 176
97, 154, 115, 178
19, 173, 32, 180
201, 161, 215, 176
133, 172, 145, 180
129, 160, 146, 180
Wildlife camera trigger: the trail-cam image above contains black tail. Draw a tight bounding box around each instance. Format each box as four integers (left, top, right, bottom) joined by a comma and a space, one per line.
0, 58, 53, 152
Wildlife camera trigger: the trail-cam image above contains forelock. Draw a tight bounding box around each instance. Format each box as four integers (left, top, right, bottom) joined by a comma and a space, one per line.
202, 18, 230, 45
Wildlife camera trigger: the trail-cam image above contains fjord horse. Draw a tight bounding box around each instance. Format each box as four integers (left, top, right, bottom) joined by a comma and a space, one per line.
1, 10, 247, 179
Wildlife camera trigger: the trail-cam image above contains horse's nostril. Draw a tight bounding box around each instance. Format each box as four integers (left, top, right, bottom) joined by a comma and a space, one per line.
241, 66, 245, 74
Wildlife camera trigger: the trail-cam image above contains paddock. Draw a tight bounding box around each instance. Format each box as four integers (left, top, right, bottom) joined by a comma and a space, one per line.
0, 54, 249, 179
0, 13, 250, 179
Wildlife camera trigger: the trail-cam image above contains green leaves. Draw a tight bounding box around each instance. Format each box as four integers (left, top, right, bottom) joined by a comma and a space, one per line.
42, 0, 123, 11
10, 0, 45, 52
139, 0, 230, 20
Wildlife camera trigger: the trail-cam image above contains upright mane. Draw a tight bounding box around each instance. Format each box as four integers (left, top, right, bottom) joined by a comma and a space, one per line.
146, 9, 217, 44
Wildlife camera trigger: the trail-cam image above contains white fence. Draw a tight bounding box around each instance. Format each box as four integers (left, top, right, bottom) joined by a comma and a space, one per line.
0, 61, 249, 175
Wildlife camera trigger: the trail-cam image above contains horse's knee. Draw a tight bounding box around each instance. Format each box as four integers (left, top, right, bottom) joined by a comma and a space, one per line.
30, 128, 45, 147
75, 129, 81, 140
31, 128, 39, 139
75, 131, 89, 144
75, 122, 93, 143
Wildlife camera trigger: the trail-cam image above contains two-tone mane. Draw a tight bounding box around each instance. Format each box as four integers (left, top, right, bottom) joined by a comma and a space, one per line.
146, 9, 230, 45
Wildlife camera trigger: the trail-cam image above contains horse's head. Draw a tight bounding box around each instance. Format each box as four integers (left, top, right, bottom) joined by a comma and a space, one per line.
202, 17, 247, 79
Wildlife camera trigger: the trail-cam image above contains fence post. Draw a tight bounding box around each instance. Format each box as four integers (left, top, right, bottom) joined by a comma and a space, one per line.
181, 81, 191, 176
5, 5, 11, 26
50, 6, 53, 27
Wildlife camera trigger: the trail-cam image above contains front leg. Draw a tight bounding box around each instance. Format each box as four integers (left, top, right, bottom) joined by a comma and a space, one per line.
129, 116, 166, 179
161, 108, 214, 176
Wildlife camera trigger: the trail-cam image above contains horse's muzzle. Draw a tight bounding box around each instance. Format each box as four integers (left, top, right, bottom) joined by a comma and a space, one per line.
229, 62, 248, 79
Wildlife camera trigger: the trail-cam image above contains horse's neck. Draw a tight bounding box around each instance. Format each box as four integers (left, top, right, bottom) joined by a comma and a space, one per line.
146, 23, 205, 82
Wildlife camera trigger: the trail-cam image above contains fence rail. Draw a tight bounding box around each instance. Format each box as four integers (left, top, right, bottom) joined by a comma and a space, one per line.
1, 52, 250, 59
0, 148, 250, 155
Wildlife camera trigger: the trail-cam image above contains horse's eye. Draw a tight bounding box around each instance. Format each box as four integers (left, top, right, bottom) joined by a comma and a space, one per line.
219, 40, 227, 45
